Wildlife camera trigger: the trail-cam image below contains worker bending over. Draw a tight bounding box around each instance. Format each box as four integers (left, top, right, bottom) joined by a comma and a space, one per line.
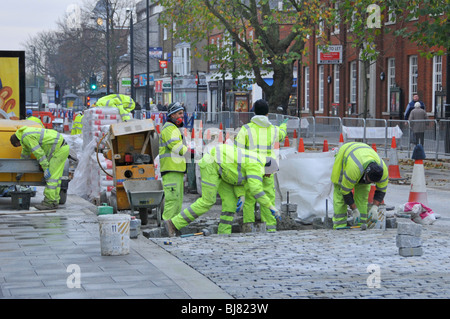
164, 143, 280, 237
235, 99, 287, 232
331, 142, 388, 229
159, 102, 188, 221
95, 94, 135, 122
10, 126, 70, 210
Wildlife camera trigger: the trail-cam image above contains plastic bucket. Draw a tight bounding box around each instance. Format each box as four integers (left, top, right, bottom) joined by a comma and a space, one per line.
98, 214, 131, 256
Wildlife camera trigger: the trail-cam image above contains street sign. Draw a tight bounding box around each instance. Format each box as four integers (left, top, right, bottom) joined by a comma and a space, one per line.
318, 45, 342, 64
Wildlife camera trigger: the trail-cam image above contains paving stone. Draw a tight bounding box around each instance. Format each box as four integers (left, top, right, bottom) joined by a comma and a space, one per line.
396, 234, 422, 248
399, 247, 424, 257
397, 222, 422, 237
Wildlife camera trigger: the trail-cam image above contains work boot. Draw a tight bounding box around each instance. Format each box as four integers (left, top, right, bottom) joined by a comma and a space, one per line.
34, 201, 58, 210
163, 219, 177, 237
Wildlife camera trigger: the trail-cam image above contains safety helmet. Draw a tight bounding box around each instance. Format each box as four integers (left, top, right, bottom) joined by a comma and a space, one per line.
26, 109, 33, 117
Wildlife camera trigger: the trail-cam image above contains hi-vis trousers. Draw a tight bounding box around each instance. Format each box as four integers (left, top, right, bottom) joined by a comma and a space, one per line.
171, 159, 239, 232
332, 183, 370, 229
162, 172, 184, 220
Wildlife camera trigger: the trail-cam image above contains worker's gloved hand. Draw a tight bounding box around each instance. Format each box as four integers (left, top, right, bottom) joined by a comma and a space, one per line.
352, 208, 361, 224
235, 196, 245, 213
15, 173, 23, 181
44, 169, 51, 180
269, 206, 281, 221
368, 205, 379, 221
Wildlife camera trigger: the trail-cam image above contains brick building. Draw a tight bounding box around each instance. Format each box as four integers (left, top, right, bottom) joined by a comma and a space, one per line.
298, 8, 448, 120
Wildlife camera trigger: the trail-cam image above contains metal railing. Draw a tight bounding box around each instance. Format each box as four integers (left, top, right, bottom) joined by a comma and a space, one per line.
136, 110, 450, 160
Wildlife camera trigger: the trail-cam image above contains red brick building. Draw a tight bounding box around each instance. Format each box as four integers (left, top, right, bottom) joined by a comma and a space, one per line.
298, 9, 448, 120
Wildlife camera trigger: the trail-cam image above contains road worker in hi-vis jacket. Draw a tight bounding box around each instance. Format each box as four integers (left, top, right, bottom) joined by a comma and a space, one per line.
163, 143, 280, 237
159, 102, 188, 221
331, 142, 388, 229
10, 126, 70, 210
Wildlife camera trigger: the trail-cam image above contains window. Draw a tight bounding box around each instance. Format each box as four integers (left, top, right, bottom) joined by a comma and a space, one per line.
387, 58, 396, 112
350, 61, 357, 103
318, 65, 324, 112
432, 55, 443, 113
174, 44, 191, 76
334, 65, 340, 103
304, 66, 310, 111
333, 2, 340, 34
409, 55, 418, 100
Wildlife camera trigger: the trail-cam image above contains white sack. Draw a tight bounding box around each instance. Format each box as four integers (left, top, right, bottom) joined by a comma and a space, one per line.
274, 150, 335, 224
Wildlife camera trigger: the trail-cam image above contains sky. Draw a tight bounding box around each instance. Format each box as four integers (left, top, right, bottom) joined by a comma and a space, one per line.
0, 0, 85, 51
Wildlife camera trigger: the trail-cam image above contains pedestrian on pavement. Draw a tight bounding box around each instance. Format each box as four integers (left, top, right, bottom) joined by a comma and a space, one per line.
159, 102, 189, 221
95, 94, 135, 122
331, 142, 389, 229
26, 109, 44, 128
163, 143, 280, 237
71, 110, 84, 135
409, 101, 428, 147
10, 126, 70, 210
404, 94, 425, 121
234, 99, 287, 232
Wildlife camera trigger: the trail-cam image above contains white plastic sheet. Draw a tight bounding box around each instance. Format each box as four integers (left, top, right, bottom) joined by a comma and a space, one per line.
274, 149, 335, 224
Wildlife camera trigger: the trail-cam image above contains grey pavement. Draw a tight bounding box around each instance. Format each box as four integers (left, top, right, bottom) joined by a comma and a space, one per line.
0, 192, 231, 299
1, 162, 449, 300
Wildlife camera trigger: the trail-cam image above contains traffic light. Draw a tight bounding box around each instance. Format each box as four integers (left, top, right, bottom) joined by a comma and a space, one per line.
55, 84, 60, 104
87, 96, 91, 107
89, 75, 97, 90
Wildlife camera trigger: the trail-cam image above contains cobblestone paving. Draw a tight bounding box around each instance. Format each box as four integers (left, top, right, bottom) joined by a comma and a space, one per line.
151, 225, 450, 299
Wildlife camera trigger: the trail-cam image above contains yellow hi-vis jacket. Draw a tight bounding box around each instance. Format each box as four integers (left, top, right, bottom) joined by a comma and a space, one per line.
71, 114, 83, 135
15, 126, 66, 171
95, 94, 135, 121
159, 121, 188, 174
234, 115, 287, 160
331, 142, 389, 196
206, 143, 272, 209
26, 116, 45, 128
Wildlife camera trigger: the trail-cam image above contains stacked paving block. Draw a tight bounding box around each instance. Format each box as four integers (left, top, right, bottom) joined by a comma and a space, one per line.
396, 222, 423, 257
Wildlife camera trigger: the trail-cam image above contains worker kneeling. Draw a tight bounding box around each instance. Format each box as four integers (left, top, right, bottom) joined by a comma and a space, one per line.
10, 126, 70, 210
331, 142, 388, 229
163, 143, 280, 237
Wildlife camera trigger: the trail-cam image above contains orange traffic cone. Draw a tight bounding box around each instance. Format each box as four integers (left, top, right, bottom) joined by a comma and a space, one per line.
218, 129, 223, 143
339, 133, 344, 147
388, 136, 403, 180
298, 137, 304, 153
323, 139, 329, 152
64, 112, 69, 132
408, 144, 428, 205
372, 143, 377, 152
284, 135, 290, 147
206, 129, 211, 141
156, 125, 160, 134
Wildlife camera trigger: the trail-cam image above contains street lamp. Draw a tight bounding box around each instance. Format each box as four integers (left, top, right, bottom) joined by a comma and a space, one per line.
126, 8, 134, 102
